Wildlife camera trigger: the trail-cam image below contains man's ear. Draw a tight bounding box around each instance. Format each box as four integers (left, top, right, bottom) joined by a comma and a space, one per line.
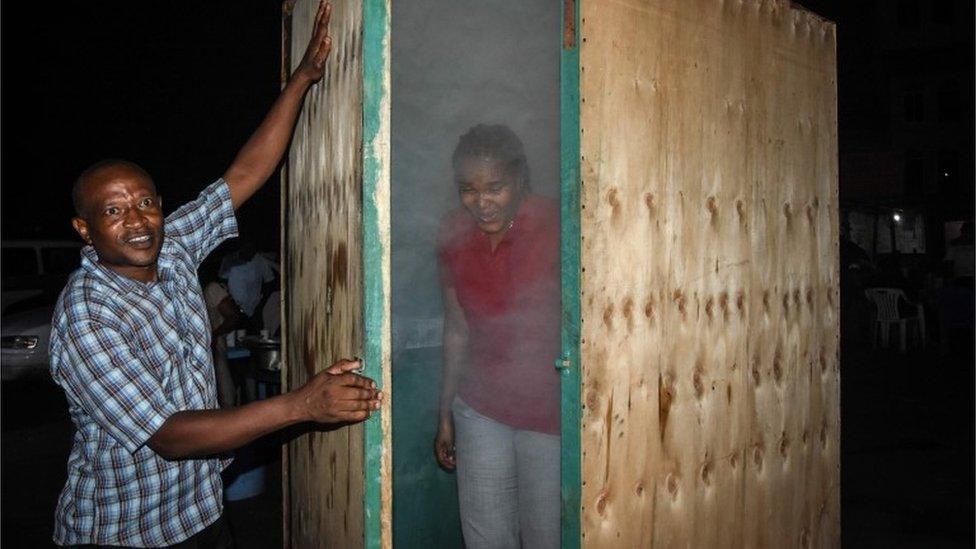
72, 217, 91, 245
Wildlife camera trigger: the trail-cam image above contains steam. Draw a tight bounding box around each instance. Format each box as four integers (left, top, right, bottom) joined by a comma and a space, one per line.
391, 0, 561, 351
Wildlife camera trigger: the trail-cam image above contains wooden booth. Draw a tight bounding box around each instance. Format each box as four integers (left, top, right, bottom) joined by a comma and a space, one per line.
279, 0, 839, 547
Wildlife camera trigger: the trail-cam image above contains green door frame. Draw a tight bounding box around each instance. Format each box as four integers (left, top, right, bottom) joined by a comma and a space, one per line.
361, 0, 580, 546
362, 0, 390, 548
558, 0, 582, 547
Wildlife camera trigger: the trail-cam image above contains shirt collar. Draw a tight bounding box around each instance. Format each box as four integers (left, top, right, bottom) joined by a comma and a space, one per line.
80, 242, 176, 294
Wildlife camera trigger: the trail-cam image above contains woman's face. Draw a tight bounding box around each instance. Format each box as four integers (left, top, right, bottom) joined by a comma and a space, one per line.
455, 155, 523, 235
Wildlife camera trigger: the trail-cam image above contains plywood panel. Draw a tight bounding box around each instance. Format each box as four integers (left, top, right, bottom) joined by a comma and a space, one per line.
578, 0, 838, 547
282, 1, 365, 547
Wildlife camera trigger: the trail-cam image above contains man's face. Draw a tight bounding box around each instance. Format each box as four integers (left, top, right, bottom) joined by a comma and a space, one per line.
71, 165, 164, 282
455, 155, 523, 236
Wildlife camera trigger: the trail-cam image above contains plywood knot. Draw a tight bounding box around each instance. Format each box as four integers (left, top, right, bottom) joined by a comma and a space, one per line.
779, 431, 791, 458
783, 201, 793, 220
644, 295, 656, 323
806, 288, 814, 306
704, 296, 715, 321
595, 490, 610, 516
799, 528, 811, 548
700, 455, 713, 486
819, 347, 829, 373
586, 389, 600, 412
820, 420, 829, 449
793, 289, 802, 311
658, 372, 675, 439
644, 192, 656, 216
603, 302, 615, 328
693, 360, 705, 400
752, 442, 765, 469
706, 195, 718, 221
772, 347, 783, 383
719, 291, 730, 321
606, 188, 621, 219
735, 199, 746, 224
672, 289, 687, 319
728, 450, 738, 470
634, 481, 645, 496
666, 472, 679, 500
736, 291, 746, 316
782, 291, 791, 313
622, 296, 634, 331
751, 355, 762, 386
762, 290, 771, 313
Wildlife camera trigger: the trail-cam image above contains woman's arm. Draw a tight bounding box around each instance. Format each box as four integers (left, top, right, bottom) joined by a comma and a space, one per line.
434, 286, 468, 470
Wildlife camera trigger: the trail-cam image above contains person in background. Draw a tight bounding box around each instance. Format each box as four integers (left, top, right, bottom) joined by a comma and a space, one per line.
219, 240, 279, 331
939, 221, 975, 355
203, 276, 247, 408
49, 3, 381, 547
945, 220, 974, 288
434, 124, 561, 549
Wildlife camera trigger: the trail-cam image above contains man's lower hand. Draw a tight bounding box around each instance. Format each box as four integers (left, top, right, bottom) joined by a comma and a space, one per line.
295, 364, 382, 424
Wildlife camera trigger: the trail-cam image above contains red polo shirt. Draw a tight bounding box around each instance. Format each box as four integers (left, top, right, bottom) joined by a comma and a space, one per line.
438, 193, 561, 434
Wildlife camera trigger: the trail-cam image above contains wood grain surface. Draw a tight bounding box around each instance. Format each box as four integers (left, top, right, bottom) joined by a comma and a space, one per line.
578, 1, 839, 546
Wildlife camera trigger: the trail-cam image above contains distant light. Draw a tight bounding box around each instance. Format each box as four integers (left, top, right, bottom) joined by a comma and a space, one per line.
943, 171, 950, 177
893, 213, 902, 222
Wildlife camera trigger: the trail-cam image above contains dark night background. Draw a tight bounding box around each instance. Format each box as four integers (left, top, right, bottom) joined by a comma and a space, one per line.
2, 1, 974, 548
2, 2, 285, 252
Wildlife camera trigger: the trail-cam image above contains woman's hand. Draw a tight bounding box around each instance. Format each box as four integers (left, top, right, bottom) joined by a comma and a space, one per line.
434, 417, 456, 471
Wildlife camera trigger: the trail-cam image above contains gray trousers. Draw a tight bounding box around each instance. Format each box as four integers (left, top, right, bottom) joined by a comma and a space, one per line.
452, 398, 560, 549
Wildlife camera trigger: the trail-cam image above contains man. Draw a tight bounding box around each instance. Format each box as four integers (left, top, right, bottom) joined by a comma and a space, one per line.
49, 3, 379, 547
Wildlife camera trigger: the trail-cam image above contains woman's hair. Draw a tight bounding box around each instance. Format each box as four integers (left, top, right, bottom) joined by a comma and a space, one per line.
452, 124, 531, 189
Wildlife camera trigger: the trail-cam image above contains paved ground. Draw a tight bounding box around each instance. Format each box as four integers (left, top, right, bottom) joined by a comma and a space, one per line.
1, 377, 282, 549
2, 331, 972, 547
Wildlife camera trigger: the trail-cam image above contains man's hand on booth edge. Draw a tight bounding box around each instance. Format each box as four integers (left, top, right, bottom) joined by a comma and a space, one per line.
292, 1, 334, 84
147, 357, 381, 460
222, 0, 335, 209
293, 360, 382, 424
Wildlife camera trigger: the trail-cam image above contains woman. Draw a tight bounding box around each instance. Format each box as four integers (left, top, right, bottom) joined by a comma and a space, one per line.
434, 124, 561, 548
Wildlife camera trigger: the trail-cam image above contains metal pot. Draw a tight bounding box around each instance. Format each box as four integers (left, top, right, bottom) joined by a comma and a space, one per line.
242, 337, 281, 371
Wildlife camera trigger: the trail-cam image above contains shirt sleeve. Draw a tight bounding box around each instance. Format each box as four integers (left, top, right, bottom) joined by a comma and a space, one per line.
52, 317, 178, 454
164, 179, 238, 267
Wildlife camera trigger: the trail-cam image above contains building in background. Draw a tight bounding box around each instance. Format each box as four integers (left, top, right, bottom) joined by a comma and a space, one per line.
836, 0, 974, 264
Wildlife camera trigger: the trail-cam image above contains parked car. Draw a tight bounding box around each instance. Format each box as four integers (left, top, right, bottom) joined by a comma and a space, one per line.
2, 240, 81, 380
1, 300, 55, 380
2, 239, 82, 316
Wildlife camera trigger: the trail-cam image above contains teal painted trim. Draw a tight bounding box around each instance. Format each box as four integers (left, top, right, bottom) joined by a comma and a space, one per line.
559, 0, 581, 548
362, 0, 389, 548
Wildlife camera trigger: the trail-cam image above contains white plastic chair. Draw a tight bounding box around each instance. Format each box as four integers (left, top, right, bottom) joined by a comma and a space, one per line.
864, 287, 926, 353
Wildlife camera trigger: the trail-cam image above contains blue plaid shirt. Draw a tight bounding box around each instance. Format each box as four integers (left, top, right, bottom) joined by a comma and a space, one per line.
50, 180, 238, 547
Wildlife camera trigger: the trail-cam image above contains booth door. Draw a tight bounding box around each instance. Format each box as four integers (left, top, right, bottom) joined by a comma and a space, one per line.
281, 1, 381, 548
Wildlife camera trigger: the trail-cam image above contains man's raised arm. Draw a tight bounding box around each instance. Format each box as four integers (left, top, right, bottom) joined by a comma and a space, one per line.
223, 1, 333, 210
